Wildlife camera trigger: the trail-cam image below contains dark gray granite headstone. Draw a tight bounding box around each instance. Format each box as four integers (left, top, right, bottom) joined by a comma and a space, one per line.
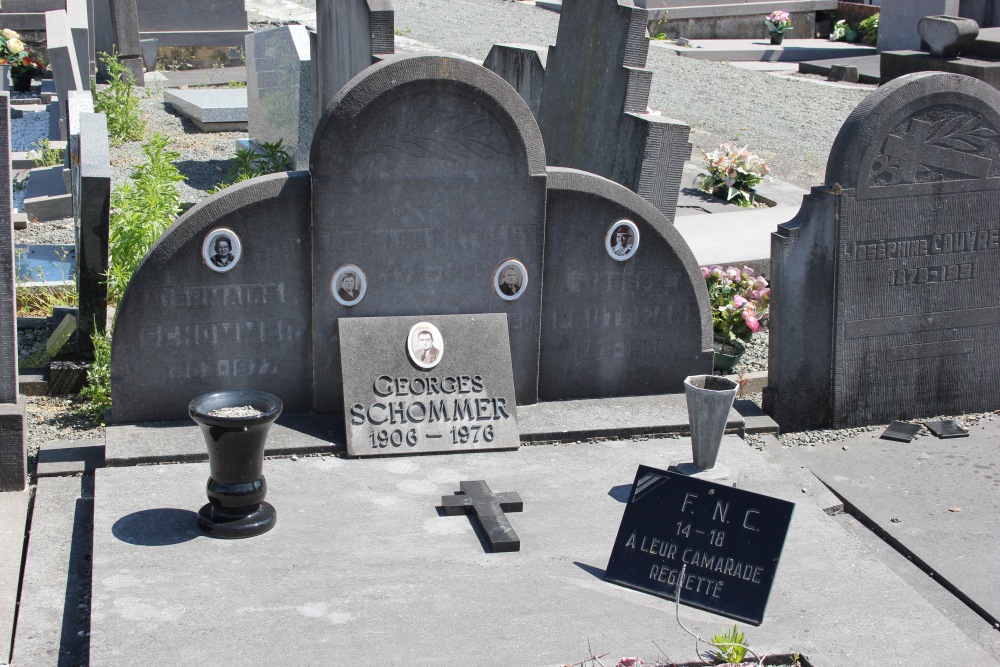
765, 72, 1000, 430
536, 0, 691, 221
339, 314, 519, 457
0, 93, 26, 491
539, 167, 712, 400
94, 0, 142, 83
76, 112, 110, 358
314, 0, 394, 123
109, 172, 313, 423
483, 44, 546, 121
246, 25, 312, 171
310, 55, 547, 412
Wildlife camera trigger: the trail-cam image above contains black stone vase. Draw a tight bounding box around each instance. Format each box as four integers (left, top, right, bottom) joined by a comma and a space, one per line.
10, 70, 32, 92
769, 30, 785, 45
189, 390, 283, 539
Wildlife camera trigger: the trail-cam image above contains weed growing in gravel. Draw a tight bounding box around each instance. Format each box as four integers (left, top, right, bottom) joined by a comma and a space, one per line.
76, 326, 111, 424
210, 139, 292, 192
28, 138, 62, 167
93, 49, 145, 144
107, 133, 184, 304
711, 625, 749, 664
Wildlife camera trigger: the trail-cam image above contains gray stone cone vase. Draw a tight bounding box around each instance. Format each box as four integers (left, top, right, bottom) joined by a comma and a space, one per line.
683, 375, 738, 469
189, 390, 283, 538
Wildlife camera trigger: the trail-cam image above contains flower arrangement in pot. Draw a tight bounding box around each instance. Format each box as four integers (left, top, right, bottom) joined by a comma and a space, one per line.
0, 29, 48, 91
701, 265, 770, 372
697, 143, 770, 208
765, 10, 793, 44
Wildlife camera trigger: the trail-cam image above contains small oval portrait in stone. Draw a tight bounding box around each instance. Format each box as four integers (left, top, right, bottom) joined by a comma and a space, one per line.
605, 219, 639, 261
407, 322, 443, 370
202, 228, 242, 272
493, 259, 528, 301
331, 264, 367, 307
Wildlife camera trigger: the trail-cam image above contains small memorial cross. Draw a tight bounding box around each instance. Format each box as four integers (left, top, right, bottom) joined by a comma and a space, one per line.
441, 480, 522, 553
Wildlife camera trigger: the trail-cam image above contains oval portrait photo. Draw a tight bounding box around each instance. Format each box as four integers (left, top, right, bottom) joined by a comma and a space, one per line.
407, 322, 444, 370
493, 258, 528, 302
605, 219, 640, 261
331, 264, 368, 307
202, 228, 243, 273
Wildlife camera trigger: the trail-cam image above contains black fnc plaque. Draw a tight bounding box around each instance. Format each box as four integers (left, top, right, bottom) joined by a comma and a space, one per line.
605, 466, 794, 625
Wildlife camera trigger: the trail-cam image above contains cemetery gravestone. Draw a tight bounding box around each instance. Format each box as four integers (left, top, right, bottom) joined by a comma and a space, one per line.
45, 9, 84, 141
66, 0, 92, 87
245, 25, 312, 171
604, 465, 794, 626
93, 0, 143, 84
76, 112, 110, 358
483, 44, 546, 121
110, 54, 712, 424
0, 93, 27, 491
878, 0, 960, 52
539, 168, 713, 400
339, 314, 519, 457
765, 72, 1000, 430
135, 0, 249, 48
537, 0, 691, 222
314, 0, 394, 122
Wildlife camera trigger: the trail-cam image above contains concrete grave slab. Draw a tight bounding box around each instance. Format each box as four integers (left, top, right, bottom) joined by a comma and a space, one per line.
674, 205, 799, 274
650, 37, 876, 62
881, 50, 1000, 90
163, 88, 248, 132
799, 54, 881, 84
0, 491, 28, 664
89, 437, 1000, 665
790, 417, 1000, 627
36, 438, 105, 477
23, 165, 72, 221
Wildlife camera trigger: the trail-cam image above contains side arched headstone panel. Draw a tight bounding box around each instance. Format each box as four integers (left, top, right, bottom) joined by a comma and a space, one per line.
110, 172, 313, 423
310, 55, 548, 413
539, 167, 713, 400
766, 72, 1000, 429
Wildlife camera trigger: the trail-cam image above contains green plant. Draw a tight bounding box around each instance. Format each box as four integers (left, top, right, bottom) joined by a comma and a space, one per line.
710, 625, 748, 665
829, 19, 857, 42
76, 326, 111, 424
93, 49, 145, 144
210, 139, 292, 193
107, 133, 184, 304
394, 27, 412, 36
858, 13, 879, 44
697, 143, 770, 208
28, 137, 62, 167
651, 32, 668, 40
702, 265, 770, 343
12, 176, 26, 192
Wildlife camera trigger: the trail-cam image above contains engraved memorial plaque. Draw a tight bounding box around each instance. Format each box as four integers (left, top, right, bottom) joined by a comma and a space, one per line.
605, 465, 794, 626
339, 313, 520, 457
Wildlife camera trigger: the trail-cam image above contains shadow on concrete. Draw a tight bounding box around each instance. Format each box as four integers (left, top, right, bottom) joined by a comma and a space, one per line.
112, 508, 201, 546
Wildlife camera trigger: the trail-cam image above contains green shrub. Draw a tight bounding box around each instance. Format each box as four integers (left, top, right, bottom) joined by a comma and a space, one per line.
210, 139, 292, 193
711, 625, 748, 665
107, 134, 184, 304
28, 138, 62, 167
858, 13, 879, 45
76, 326, 111, 424
93, 50, 145, 144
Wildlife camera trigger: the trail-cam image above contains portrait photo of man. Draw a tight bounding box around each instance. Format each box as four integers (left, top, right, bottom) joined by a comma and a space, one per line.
605, 219, 639, 261
407, 322, 444, 369
202, 228, 242, 273
331, 264, 367, 306
493, 259, 528, 302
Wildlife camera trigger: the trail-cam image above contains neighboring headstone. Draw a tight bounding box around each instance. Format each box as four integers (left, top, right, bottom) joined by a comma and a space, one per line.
314, 0, 394, 120
919, 15, 980, 56
878, 0, 960, 52
764, 72, 1000, 430
536, 0, 691, 222
959, 0, 1000, 28
110, 172, 314, 423
23, 165, 72, 221
45, 9, 84, 141
483, 44, 546, 120
163, 89, 248, 132
76, 112, 110, 358
538, 168, 713, 400
0, 93, 27, 492
604, 465, 795, 626
441, 481, 523, 553
245, 25, 312, 170
66, 0, 92, 88
339, 314, 519, 457
135, 0, 249, 48
93, 0, 143, 84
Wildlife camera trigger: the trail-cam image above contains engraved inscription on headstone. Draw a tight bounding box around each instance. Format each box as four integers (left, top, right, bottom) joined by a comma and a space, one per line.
766, 73, 1000, 430
605, 465, 794, 626
339, 314, 520, 457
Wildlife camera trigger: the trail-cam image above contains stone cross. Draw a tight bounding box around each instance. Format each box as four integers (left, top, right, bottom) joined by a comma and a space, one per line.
441, 480, 522, 553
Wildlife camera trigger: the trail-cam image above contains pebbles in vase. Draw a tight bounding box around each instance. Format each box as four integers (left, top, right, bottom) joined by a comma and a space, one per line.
208, 405, 263, 418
